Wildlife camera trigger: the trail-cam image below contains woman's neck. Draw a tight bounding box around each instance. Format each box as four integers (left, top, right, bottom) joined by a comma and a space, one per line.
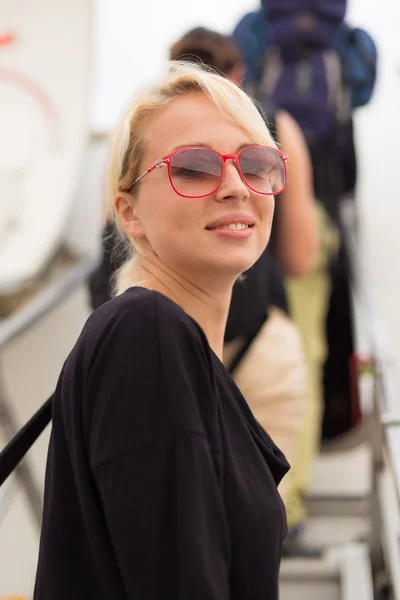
135, 259, 234, 360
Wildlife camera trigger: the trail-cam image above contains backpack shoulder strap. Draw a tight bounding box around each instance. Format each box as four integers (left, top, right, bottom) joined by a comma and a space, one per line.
253, 45, 282, 100
323, 49, 352, 124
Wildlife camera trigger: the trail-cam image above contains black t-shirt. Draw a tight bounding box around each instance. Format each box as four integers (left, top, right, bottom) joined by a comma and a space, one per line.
34, 287, 289, 600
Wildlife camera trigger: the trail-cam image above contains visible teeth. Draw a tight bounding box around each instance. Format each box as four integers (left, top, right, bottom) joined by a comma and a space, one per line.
221, 223, 249, 230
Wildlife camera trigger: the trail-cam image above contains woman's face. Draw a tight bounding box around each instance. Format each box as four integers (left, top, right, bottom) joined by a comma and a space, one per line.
118, 92, 275, 283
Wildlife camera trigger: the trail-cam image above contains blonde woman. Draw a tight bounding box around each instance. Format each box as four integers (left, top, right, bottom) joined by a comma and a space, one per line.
89, 29, 318, 551
34, 63, 289, 599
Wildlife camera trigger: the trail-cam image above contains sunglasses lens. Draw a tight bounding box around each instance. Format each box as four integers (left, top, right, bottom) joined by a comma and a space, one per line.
239, 147, 286, 194
169, 149, 222, 197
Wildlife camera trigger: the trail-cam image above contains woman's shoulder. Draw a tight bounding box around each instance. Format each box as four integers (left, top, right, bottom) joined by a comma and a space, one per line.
55, 288, 216, 467
81, 286, 210, 364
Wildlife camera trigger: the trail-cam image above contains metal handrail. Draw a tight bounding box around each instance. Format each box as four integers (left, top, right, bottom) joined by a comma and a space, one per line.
0, 474, 17, 527
340, 199, 400, 455
0, 253, 100, 349
339, 543, 374, 600
0, 253, 100, 528
340, 198, 400, 598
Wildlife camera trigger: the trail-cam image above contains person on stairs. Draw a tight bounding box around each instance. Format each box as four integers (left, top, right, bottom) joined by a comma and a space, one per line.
88, 27, 321, 556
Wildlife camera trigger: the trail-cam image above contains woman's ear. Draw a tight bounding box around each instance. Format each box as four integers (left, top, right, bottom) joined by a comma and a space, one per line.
114, 192, 145, 238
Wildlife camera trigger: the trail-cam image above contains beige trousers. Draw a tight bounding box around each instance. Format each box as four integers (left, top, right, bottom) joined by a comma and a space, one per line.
223, 307, 308, 526
284, 201, 340, 526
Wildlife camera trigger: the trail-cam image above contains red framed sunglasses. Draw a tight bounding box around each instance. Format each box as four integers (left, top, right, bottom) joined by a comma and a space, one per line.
123, 145, 288, 198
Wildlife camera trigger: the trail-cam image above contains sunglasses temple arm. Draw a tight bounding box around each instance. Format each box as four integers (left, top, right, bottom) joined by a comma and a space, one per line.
135, 171, 149, 183
125, 159, 165, 192
139, 159, 165, 180
127, 169, 151, 191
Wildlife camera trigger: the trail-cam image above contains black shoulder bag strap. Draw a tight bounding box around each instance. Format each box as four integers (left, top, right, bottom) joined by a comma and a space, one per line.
228, 316, 268, 376
0, 394, 54, 486
228, 109, 278, 377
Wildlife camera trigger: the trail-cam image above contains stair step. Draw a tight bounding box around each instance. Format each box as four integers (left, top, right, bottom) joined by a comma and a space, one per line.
280, 543, 373, 600
280, 551, 340, 600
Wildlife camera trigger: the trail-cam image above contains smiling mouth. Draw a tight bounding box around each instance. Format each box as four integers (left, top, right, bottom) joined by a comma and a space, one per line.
206, 223, 254, 231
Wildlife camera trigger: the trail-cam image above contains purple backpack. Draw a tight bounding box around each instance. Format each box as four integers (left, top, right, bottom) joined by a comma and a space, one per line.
255, 0, 349, 149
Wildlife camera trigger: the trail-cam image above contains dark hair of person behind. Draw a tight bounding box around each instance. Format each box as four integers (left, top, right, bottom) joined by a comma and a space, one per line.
169, 27, 243, 76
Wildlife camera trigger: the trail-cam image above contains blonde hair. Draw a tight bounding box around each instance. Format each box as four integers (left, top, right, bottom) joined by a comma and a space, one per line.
107, 60, 276, 296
